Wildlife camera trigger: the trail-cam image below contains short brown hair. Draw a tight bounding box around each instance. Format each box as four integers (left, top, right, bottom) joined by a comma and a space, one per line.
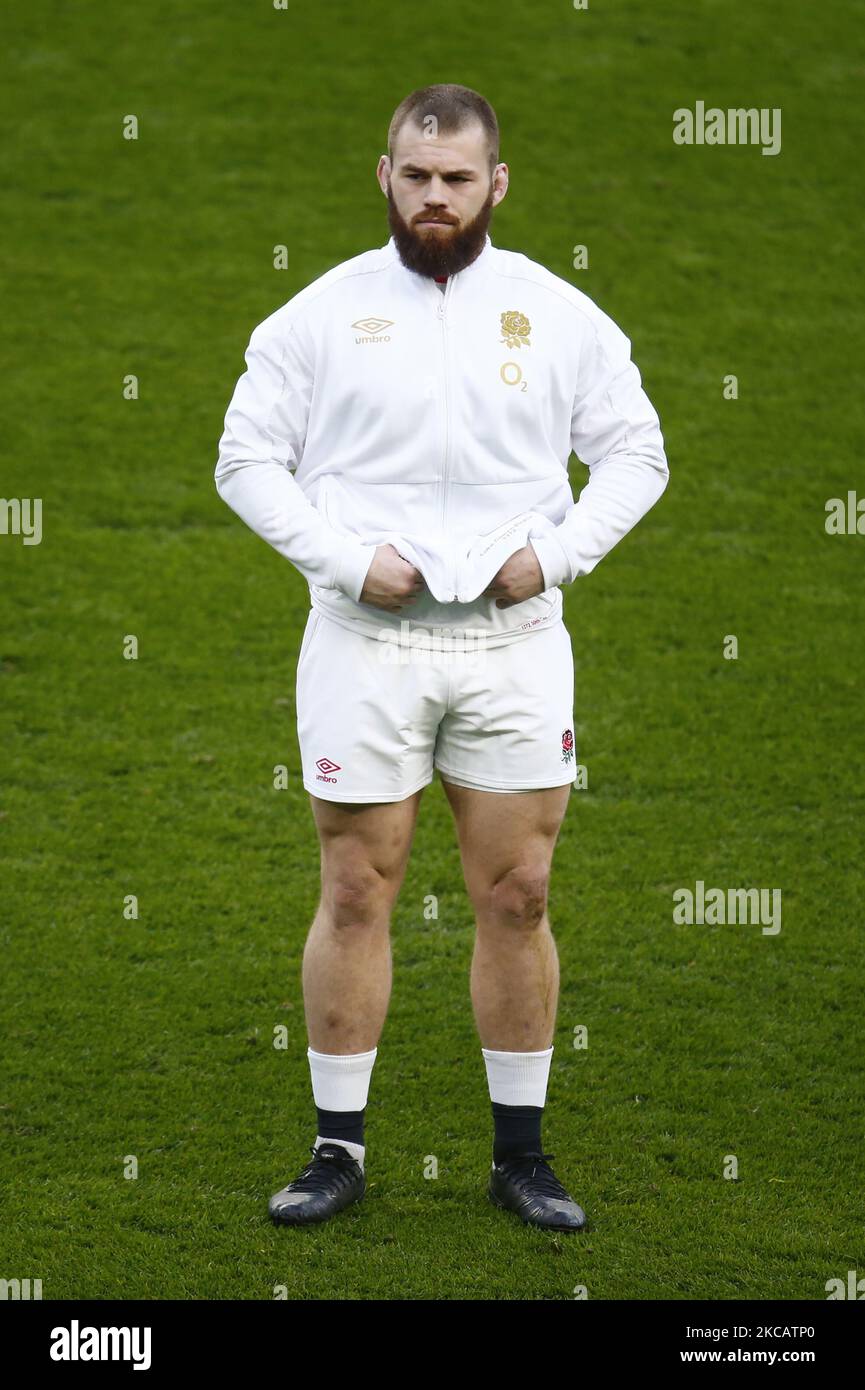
388, 84, 500, 170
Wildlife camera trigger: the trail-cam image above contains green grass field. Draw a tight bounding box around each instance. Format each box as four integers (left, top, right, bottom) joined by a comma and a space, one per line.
2, 0, 862, 1300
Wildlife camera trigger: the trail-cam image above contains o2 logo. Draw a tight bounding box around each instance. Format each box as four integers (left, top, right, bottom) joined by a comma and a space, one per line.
500, 361, 527, 392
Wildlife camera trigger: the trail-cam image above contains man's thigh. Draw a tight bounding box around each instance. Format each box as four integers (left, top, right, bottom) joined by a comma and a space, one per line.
310, 789, 424, 892
440, 780, 570, 903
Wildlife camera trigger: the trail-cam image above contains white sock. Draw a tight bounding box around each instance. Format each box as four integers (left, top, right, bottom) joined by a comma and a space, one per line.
308, 1047, 377, 1172
307, 1047, 377, 1109
481, 1046, 554, 1107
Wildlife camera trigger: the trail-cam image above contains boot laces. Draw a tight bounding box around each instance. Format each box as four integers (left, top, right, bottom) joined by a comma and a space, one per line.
499, 1151, 569, 1200
287, 1144, 358, 1194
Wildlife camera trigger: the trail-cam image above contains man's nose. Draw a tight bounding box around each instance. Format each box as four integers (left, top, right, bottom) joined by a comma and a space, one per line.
423, 178, 449, 205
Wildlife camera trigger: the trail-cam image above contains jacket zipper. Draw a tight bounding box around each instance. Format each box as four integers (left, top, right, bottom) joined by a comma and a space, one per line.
437, 277, 455, 600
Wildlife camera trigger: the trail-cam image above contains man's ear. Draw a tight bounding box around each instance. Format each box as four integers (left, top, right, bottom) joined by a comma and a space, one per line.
491, 162, 509, 208
376, 155, 391, 196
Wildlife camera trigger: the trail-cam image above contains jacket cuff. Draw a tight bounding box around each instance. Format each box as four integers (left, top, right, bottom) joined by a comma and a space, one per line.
529, 533, 572, 591
332, 537, 376, 603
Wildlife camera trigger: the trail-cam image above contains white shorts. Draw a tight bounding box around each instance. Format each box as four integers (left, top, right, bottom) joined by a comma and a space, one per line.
296, 611, 578, 803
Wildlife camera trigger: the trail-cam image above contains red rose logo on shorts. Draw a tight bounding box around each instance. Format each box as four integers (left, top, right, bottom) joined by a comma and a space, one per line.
561, 729, 574, 764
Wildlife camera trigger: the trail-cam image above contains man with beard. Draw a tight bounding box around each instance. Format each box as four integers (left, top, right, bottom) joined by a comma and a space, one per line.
215, 84, 669, 1232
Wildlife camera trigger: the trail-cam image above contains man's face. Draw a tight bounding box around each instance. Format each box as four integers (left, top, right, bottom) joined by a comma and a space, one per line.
377, 121, 508, 277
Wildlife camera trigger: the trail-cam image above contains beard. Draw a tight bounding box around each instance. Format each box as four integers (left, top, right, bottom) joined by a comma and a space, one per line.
386, 182, 495, 277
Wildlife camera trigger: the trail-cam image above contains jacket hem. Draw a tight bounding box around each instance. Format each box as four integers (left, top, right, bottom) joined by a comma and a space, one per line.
308, 590, 564, 649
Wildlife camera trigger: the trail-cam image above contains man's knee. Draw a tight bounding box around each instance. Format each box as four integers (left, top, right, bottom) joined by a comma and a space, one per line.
323, 861, 394, 930
485, 862, 550, 930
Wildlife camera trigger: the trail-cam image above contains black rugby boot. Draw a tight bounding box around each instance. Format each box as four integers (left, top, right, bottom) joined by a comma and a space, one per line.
269, 1143, 365, 1226
489, 1151, 587, 1232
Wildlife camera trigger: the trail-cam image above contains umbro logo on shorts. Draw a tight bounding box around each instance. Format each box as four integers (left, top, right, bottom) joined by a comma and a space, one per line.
315, 756, 341, 784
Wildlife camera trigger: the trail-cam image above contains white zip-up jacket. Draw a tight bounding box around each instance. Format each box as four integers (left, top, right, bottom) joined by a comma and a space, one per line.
215, 234, 669, 647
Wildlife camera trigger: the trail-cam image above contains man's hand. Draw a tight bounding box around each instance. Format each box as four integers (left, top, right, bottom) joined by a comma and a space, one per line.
483, 544, 546, 609
359, 543, 425, 612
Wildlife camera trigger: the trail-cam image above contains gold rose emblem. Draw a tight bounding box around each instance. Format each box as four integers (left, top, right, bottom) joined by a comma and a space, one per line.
500, 310, 531, 348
